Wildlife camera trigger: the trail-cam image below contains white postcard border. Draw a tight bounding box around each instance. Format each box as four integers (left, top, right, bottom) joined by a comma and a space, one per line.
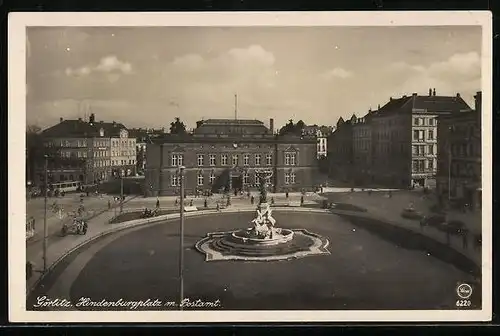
8, 11, 493, 323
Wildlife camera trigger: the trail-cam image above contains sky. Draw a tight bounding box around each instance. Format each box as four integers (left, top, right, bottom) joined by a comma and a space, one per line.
26, 26, 482, 131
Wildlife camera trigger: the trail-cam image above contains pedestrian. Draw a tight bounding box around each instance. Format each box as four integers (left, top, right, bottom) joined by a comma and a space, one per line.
286, 191, 289, 199
226, 197, 231, 207
190, 199, 194, 207
300, 195, 304, 206
156, 198, 160, 209
204, 198, 208, 208
271, 197, 275, 205
108, 199, 111, 209
251, 195, 255, 205
216, 202, 221, 212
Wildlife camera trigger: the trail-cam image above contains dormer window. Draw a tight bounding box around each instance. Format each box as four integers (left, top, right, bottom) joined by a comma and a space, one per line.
99, 128, 104, 137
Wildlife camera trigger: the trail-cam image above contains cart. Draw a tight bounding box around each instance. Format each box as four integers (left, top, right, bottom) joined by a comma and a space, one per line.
61, 217, 88, 236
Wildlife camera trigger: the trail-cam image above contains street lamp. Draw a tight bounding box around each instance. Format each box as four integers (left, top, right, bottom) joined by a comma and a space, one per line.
43, 154, 48, 273
120, 170, 124, 214
177, 165, 185, 310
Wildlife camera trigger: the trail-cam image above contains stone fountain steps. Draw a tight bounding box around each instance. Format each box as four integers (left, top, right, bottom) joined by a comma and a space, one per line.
209, 235, 312, 257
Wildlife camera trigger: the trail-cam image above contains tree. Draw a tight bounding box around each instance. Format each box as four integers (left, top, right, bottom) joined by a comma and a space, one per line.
136, 146, 145, 173
170, 117, 187, 135
278, 119, 296, 135
295, 120, 305, 134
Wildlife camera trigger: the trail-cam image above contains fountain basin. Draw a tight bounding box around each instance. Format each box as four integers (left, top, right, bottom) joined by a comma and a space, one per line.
230, 228, 294, 246
195, 228, 330, 262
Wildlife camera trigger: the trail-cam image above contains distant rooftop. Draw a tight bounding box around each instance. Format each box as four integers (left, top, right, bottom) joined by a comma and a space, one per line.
42, 116, 127, 138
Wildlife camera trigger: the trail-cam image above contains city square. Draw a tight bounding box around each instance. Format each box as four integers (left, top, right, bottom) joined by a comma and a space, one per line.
17, 19, 488, 322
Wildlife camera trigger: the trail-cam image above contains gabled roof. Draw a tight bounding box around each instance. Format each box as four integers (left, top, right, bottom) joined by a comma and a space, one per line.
42, 119, 127, 138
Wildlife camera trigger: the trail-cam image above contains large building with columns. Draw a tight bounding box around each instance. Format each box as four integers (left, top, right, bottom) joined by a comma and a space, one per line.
144, 118, 318, 196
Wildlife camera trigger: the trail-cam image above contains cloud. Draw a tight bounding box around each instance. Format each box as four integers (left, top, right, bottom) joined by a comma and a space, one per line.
320, 67, 353, 80
385, 51, 480, 99
65, 55, 133, 78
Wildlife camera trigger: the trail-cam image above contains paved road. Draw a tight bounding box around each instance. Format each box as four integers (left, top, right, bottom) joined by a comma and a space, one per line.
29, 212, 478, 311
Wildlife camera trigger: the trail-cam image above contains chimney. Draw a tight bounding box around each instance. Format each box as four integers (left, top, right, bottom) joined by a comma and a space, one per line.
377, 104, 380, 110
78, 117, 82, 122
59, 117, 63, 123
432, 88, 436, 96
89, 113, 95, 123
269, 118, 274, 134
412, 92, 417, 97
474, 91, 482, 113
456, 93, 461, 98
428, 88, 432, 96
389, 97, 393, 101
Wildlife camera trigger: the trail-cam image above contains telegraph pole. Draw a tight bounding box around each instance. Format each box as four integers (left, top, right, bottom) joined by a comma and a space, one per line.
43, 155, 48, 273
178, 165, 185, 310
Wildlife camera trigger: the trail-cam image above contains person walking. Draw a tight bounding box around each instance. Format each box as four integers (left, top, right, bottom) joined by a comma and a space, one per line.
204, 198, 208, 208
108, 199, 111, 210
286, 191, 289, 199
216, 202, 221, 212
190, 199, 194, 207
251, 195, 255, 205
300, 195, 304, 206
156, 198, 160, 209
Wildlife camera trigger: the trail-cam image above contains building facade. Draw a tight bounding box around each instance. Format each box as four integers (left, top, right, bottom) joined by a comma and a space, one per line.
110, 128, 137, 177
327, 116, 354, 183
436, 92, 481, 209
144, 119, 318, 196
327, 89, 473, 188
303, 125, 335, 159
34, 114, 134, 186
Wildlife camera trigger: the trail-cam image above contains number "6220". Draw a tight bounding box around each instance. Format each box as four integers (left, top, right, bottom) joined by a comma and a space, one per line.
456, 300, 471, 307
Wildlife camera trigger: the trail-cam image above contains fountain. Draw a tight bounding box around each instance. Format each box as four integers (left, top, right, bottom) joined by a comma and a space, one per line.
195, 169, 330, 261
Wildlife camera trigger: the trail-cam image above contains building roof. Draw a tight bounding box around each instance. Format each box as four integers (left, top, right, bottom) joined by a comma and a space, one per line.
194, 118, 270, 135
374, 93, 472, 116
42, 119, 127, 138
200, 119, 265, 126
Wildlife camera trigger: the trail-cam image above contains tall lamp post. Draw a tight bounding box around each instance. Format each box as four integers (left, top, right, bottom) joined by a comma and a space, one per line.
178, 165, 185, 310
43, 154, 48, 273
120, 170, 124, 214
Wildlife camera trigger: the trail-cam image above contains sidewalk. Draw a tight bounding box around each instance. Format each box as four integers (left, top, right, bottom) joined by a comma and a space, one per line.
320, 191, 482, 266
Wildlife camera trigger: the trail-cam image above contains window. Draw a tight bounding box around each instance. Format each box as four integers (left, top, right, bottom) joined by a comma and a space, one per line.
290, 173, 296, 184
243, 154, 249, 166
412, 160, 418, 172
171, 174, 179, 187
243, 172, 249, 185
285, 172, 290, 185
414, 118, 420, 126
221, 154, 228, 166
285, 152, 296, 165
209, 172, 215, 185
428, 130, 434, 140
413, 130, 419, 141
255, 154, 261, 166
428, 159, 434, 170
418, 160, 425, 172
197, 154, 204, 166
429, 118, 435, 126
412, 145, 417, 155
209, 154, 216, 166
197, 172, 204, 186
232, 154, 238, 166
428, 144, 434, 155
266, 153, 272, 165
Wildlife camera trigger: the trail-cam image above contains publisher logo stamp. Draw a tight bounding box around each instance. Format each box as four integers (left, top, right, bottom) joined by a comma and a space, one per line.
456, 283, 473, 299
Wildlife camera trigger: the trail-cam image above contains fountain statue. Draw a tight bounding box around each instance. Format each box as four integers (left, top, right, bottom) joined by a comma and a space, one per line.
195, 169, 330, 261
248, 170, 277, 239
